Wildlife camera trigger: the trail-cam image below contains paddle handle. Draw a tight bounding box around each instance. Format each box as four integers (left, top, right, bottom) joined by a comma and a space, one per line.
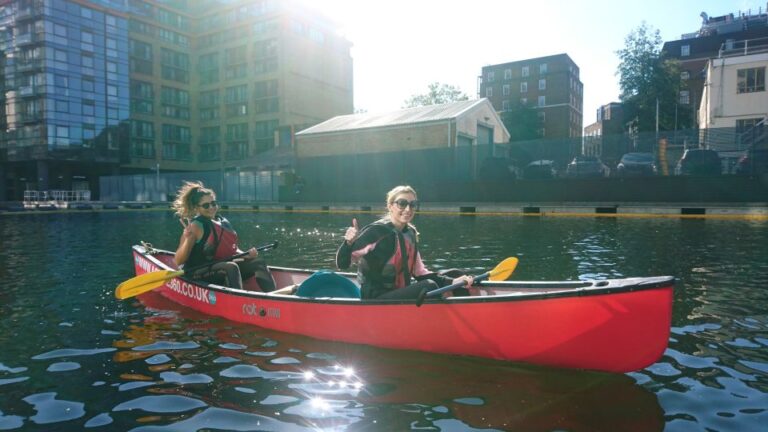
182, 241, 278, 274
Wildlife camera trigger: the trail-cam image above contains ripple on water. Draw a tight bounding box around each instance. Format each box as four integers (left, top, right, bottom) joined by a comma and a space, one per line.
113, 395, 207, 413
22, 392, 85, 425
271, 356, 301, 365
261, 395, 300, 405
84, 413, 113, 428
133, 341, 200, 351
31, 347, 116, 360
160, 371, 213, 385
128, 407, 305, 432
219, 364, 303, 381
145, 354, 171, 364
47, 361, 80, 372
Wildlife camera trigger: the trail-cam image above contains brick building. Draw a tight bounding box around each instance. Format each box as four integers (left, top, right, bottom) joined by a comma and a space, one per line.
479, 53, 583, 141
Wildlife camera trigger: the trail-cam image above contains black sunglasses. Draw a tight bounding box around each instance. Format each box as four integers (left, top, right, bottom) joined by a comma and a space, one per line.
199, 201, 218, 209
393, 199, 419, 210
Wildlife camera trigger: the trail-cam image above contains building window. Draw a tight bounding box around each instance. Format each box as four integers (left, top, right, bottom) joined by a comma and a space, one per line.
504, 68, 512, 80
502, 84, 510, 96
485, 87, 493, 97
736, 118, 762, 134
520, 82, 527, 93
538, 95, 546, 107
679, 90, 690, 105
538, 79, 546, 90
502, 100, 510, 111
539, 63, 548, 74
520, 97, 527, 105
538, 111, 546, 122
681, 45, 690, 56
680, 70, 690, 80
486, 71, 494, 82
521, 66, 529, 77
737, 67, 766, 93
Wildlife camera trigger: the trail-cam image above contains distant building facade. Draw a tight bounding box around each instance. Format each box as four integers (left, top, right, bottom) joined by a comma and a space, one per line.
0, 0, 352, 200
583, 102, 625, 164
294, 99, 510, 200
699, 50, 768, 151
479, 53, 583, 140
662, 9, 768, 127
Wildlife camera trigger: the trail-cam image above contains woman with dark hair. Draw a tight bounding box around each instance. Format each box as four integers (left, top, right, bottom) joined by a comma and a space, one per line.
336, 185, 473, 299
172, 181, 275, 291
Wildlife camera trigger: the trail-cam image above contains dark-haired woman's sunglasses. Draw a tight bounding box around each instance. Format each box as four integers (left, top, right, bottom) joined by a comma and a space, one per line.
394, 199, 418, 210
199, 201, 218, 209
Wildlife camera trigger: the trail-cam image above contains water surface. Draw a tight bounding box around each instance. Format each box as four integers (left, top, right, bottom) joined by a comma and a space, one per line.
0, 211, 766, 431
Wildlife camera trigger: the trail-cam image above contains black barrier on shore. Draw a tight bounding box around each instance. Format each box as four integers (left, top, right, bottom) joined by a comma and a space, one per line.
289, 175, 768, 204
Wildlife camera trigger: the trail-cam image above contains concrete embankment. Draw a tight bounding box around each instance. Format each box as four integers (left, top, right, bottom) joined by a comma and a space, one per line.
4, 201, 766, 220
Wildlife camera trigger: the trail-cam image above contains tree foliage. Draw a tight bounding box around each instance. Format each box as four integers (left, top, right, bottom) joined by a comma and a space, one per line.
616, 23, 691, 132
500, 102, 541, 142
402, 82, 469, 108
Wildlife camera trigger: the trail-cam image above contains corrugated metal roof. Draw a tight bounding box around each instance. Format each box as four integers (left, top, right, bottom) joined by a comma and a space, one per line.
297, 99, 486, 135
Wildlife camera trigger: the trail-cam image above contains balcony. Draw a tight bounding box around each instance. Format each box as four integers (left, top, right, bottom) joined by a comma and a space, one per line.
16, 33, 34, 45
19, 86, 36, 97
17, 60, 42, 72
16, 7, 39, 20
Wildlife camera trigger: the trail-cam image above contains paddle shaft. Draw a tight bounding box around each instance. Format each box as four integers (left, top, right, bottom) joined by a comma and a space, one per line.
425, 270, 491, 298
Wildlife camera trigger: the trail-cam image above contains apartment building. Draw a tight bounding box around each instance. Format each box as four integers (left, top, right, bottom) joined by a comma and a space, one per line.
699, 50, 767, 141
479, 53, 583, 140
583, 102, 624, 164
662, 9, 768, 127
0, 0, 352, 200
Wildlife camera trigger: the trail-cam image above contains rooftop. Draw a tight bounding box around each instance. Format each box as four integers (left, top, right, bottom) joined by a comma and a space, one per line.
296, 99, 487, 135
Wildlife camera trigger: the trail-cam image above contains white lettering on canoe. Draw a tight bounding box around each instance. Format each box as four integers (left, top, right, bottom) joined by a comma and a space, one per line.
135, 255, 158, 274
168, 278, 211, 304
242, 303, 280, 319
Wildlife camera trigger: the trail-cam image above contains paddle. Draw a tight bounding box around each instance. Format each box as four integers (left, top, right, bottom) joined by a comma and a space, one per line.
115, 241, 278, 300
416, 257, 518, 306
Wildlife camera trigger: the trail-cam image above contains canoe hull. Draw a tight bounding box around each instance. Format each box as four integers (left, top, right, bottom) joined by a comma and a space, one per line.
131, 246, 673, 373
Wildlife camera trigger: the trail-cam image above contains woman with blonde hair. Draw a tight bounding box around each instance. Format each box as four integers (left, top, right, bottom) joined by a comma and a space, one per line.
336, 185, 473, 299
172, 181, 275, 291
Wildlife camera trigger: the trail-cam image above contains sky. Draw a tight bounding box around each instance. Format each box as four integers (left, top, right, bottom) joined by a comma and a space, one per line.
302, 0, 766, 126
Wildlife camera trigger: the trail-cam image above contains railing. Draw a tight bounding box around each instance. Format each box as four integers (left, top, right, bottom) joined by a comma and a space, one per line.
23, 190, 92, 208
719, 36, 768, 57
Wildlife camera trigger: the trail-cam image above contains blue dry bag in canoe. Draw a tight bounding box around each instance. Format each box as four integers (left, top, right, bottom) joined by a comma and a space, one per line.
296, 270, 361, 299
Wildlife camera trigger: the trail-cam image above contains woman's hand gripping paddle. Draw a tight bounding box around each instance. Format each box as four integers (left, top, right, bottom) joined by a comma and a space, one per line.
115, 241, 278, 300
416, 257, 518, 306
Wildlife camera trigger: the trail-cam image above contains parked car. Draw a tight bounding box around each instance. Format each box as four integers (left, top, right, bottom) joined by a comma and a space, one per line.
523, 160, 557, 179
735, 148, 768, 175
615, 152, 657, 177
565, 156, 610, 178
674, 149, 722, 176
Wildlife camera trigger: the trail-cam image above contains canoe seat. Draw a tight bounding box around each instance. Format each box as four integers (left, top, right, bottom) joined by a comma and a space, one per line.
296, 270, 361, 299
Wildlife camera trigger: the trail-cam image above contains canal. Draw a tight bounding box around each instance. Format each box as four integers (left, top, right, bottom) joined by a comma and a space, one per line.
0, 210, 766, 431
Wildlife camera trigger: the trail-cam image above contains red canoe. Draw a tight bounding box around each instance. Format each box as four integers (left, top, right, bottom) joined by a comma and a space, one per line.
129, 244, 674, 373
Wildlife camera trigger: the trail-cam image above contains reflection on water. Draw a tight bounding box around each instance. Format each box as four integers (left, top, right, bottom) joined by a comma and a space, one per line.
0, 212, 766, 430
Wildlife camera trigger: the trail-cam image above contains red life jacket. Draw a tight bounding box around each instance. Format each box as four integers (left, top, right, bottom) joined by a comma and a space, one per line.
193, 215, 239, 262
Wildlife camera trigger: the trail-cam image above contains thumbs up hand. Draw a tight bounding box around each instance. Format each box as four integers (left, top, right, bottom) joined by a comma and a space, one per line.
344, 218, 359, 245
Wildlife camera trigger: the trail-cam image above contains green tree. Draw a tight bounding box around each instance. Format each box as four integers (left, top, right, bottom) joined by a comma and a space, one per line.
616, 23, 689, 132
500, 102, 540, 142
402, 82, 469, 108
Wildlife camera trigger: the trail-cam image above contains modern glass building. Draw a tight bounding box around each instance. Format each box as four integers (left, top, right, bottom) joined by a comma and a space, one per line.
0, 0, 130, 199
0, 0, 353, 200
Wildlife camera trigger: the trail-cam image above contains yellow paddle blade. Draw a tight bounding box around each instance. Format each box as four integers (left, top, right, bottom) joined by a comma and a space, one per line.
115, 270, 184, 300
488, 257, 518, 281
